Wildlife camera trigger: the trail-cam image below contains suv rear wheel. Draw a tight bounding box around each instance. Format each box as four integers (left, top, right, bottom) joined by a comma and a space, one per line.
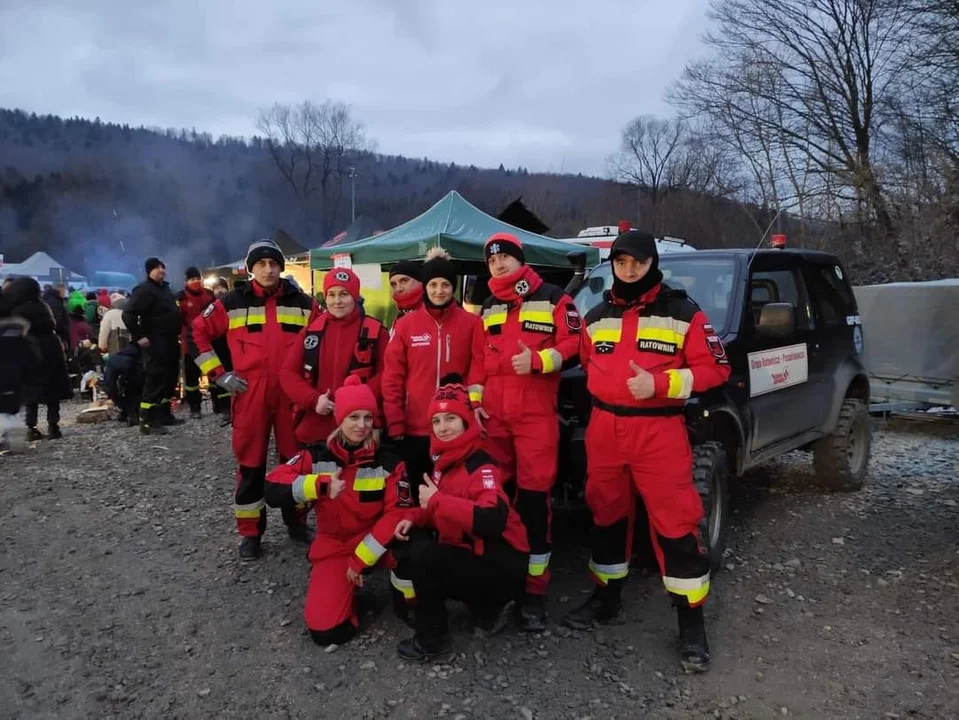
692, 441, 729, 570
813, 398, 871, 491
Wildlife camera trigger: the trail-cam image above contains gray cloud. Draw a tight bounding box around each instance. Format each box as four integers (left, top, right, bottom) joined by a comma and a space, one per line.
0, 0, 710, 176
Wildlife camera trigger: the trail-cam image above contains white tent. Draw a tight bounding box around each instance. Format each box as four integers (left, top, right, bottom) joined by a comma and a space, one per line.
0, 251, 86, 285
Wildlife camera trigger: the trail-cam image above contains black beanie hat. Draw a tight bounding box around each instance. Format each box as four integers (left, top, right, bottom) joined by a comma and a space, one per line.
609, 230, 657, 262
185, 266, 201, 280
389, 259, 422, 282
422, 255, 458, 288
245, 239, 285, 272
484, 232, 526, 264
145, 257, 165, 275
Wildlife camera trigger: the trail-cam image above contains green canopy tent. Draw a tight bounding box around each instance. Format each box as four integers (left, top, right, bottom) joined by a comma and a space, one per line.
309, 191, 599, 270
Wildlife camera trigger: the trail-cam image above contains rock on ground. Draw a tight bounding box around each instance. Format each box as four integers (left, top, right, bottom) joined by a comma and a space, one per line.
1, 404, 957, 719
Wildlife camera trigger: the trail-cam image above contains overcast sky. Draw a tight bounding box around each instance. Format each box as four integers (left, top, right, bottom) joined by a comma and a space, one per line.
0, 0, 710, 177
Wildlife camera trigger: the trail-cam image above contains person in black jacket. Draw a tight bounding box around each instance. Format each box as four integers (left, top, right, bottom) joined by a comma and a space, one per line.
103, 343, 144, 426
122, 258, 184, 434
42, 284, 71, 349
0, 288, 31, 450
3, 277, 73, 440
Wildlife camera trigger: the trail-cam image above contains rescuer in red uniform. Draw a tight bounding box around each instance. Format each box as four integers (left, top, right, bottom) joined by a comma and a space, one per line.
562, 229, 731, 673
382, 248, 485, 501
476, 232, 581, 631
388, 260, 424, 323
393, 375, 529, 661
265, 376, 414, 646
190, 240, 320, 561
280, 268, 389, 447
176, 266, 215, 418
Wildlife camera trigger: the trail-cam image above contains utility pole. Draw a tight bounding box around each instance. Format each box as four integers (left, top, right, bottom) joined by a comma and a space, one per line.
349, 166, 357, 223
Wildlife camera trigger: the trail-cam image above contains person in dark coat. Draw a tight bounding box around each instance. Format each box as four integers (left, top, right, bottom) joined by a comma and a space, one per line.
103, 343, 144, 426
4, 277, 73, 440
0, 289, 32, 450
42, 284, 71, 348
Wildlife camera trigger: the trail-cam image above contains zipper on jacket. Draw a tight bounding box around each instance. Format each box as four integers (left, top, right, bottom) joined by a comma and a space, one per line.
433, 316, 443, 388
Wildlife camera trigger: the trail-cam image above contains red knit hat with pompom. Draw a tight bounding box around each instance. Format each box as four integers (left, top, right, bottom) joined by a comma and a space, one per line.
427, 374, 473, 427
333, 375, 377, 425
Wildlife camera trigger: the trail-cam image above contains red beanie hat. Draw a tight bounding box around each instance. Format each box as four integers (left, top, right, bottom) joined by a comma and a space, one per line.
333, 375, 377, 425
428, 374, 473, 427
323, 268, 361, 300
484, 232, 525, 264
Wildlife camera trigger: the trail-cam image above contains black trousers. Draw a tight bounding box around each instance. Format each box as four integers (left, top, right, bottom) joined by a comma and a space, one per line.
25, 401, 60, 429
182, 353, 202, 411
140, 335, 179, 422
399, 436, 433, 505
409, 537, 527, 643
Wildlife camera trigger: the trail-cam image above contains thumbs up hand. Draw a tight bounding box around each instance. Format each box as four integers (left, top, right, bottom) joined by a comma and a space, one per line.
626, 360, 656, 400
315, 389, 335, 415
512, 340, 533, 375
419, 473, 439, 508
328, 468, 346, 499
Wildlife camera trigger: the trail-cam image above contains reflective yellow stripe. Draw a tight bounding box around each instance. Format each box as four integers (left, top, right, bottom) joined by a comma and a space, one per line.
226, 307, 266, 329
182, 385, 199, 392
641, 314, 690, 339
665, 368, 694, 399
292, 474, 319, 503
536, 348, 562, 374
353, 475, 386, 492
588, 317, 622, 344
139, 401, 154, 410
391, 571, 416, 600
518, 310, 554, 324
483, 311, 508, 329
196, 351, 222, 374
588, 559, 630, 584
354, 533, 387, 567
276, 306, 309, 327
636, 327, 686, 348
468, 385, 484, 404
234, 500, 265, 519
528, 552, 552, 576
663, 574, 710, 605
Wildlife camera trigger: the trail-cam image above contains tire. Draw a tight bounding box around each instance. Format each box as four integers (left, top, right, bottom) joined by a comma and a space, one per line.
692, 441, 729, 571
813, 398, 871, 491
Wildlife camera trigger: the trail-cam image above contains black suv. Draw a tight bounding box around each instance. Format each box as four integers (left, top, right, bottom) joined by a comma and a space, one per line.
557, 248, 872, 568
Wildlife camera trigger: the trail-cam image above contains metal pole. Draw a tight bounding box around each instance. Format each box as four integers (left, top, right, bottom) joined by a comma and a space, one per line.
349, 167, 356, 223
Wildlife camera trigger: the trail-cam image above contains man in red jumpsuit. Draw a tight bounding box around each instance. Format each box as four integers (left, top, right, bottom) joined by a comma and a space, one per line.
562, 229, 730, 673
176, 266, 214, 419
476, 232, 581, 631
190, 239, 321, 560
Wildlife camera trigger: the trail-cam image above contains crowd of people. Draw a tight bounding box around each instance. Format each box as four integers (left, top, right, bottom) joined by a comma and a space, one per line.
0, 227, 730, 673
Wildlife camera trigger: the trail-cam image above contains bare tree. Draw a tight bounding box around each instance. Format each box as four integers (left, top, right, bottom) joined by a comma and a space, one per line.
609, 115, 736, 233
255, 101, 371, 238
671, 0, 914, 237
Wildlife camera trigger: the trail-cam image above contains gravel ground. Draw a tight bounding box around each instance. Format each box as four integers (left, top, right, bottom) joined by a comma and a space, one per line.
1, 402, 957, 719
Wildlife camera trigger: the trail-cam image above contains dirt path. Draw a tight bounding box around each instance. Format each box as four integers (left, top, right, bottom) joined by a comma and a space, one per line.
1, 408, 956, 719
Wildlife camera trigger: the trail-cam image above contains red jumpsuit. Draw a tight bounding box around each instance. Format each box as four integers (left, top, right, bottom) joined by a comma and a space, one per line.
581, 282, 730, 608
280, 308, 388, 446
265, 438, 414, 643
477, 267, 581, 596
190, 279, 320, 537
176, 286, 214, 412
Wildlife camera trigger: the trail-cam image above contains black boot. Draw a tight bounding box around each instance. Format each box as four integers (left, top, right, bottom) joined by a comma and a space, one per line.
396, 634, 453, 662
26, 427, 44, 442
239, 536, 262, 561
472, 599, 516, 636
287, 524, 315, 545
677, 605, 710, 673
518, 593, 548, 633
563, 581, 625, 630
47, 424, 62, 440
392, 591, 416, 630
158, 405, 184, 426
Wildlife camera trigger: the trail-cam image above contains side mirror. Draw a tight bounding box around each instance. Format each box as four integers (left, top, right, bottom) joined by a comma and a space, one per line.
564, 252, 587, 295
756, 302, 796, 339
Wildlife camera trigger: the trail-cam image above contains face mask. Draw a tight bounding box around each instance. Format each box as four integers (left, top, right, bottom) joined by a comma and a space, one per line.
187, 279, 203, 291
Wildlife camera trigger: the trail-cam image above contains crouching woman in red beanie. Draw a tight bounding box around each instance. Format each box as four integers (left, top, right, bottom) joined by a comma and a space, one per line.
265, 376, 415, 646
393, 375, 529, 661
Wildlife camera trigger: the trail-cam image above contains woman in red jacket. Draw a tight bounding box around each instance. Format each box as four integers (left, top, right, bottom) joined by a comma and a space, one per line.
280, 268, 389, 446
265, 376, 415, 646
381, 248, 485, 502
392, 375, 529, 661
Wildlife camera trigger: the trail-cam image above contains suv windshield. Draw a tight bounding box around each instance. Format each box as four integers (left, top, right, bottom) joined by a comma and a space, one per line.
573, 256, 737, 334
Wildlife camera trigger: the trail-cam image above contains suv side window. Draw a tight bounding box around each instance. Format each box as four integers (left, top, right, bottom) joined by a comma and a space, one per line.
748, 268, 812, 332
803, 263, 855, 325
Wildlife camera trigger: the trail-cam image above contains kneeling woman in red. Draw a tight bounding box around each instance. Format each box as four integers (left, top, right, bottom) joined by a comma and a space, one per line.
393, 375, 529, 661
265, 376, 415, 646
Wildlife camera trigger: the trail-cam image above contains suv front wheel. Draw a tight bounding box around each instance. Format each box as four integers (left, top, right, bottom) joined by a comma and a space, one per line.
692, 441, 729, 570
813, 398, 871, 491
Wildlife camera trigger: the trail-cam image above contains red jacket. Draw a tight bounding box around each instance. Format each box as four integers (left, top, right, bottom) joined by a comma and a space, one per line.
189, 279, 319, 381
176, 286, 215, 356
581, 283, 731, 411
381, 304, 485, 438
280, 308, 389, 445
264, 438, 414, 573
413, 436, 529, 556
477, 275, 580, 404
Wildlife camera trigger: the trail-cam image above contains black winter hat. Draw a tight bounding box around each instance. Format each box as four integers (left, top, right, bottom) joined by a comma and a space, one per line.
245, 239, 285, 272
185, 266, 202, 279
422, 255, 458, 288
609, 230, 657, 262
388, 260, 422, 282
145, 257, 165, 275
